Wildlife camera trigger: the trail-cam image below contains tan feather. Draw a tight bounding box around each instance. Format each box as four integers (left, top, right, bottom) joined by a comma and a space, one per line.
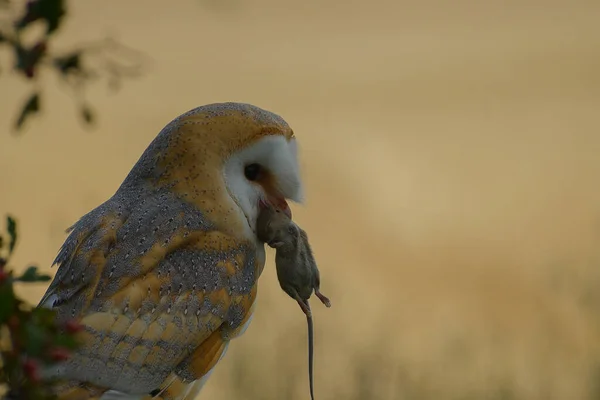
39, 103, 300, 399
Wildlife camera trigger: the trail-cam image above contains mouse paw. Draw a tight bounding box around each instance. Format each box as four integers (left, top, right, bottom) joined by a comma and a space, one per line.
297, 299, 312, 317
316, 291, 331, 308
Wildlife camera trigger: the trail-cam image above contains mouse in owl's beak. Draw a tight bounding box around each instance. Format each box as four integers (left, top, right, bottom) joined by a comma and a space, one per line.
259, 197, 292, 219
254, 203, 330, 400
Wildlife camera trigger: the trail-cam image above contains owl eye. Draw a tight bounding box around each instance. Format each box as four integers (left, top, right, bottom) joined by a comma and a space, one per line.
244, 163, 262, 181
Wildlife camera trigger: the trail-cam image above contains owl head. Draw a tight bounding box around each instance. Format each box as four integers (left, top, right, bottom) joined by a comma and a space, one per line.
125, 102, 304, 240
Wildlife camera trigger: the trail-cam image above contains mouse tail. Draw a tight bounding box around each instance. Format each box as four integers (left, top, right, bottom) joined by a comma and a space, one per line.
307, 301, 315, 400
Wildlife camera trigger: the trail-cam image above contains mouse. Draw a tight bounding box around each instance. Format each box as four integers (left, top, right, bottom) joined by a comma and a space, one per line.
256, 204, 331, 400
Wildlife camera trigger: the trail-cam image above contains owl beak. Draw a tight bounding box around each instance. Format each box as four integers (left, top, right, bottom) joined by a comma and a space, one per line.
259, 196, 292, 219
276, 198, 292, 219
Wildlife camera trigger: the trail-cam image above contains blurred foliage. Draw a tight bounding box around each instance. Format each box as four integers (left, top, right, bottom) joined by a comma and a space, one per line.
0, 1, 146, 398
1, 0, 149, 133
0, 216, 82, 400
1, 0, 143, 397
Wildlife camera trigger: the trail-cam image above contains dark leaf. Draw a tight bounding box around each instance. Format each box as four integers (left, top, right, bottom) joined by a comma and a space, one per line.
14, 43, 28, 71
80, 105, 94, 125
17, 266, 51, 282
14, 41, 47, 78
34, 312, 58, 338
25, 320, 47, 356
54, 52, 81, 75
15, 92, 40, 131
0, 283, 16, 323
32, 306, 55, 324
7, 215, 17, 254
39, 0, 66, 34
53, 331, 79, 350
16, 0, 66, 35
14, 0, 42, 30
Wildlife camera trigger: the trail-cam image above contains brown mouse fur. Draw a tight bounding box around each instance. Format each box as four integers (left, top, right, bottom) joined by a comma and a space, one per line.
256, 206, 331, 312
256, 205, 331, 400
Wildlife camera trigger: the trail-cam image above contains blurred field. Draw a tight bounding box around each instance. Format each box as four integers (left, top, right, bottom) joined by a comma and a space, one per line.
2, 0, 600, 398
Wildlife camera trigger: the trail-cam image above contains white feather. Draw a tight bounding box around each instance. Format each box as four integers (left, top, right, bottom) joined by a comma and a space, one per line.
223, 135, 304, 237
40, 293, 57, 309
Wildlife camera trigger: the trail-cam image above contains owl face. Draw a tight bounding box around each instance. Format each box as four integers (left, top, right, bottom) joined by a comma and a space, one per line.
224, 133, 303, 236
131, 102, 305, 240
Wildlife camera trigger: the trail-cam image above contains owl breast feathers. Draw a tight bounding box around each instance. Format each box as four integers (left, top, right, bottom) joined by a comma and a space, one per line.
38, 103, 304, 400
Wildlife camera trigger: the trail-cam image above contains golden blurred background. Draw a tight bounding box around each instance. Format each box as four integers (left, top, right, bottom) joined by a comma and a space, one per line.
2, 0, 600, 398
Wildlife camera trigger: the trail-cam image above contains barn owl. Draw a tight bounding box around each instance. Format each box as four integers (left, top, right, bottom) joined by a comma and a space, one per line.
37, 103, 304, 400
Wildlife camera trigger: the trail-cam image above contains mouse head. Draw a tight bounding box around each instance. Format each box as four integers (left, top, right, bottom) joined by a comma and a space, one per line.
256, 203, 293, 248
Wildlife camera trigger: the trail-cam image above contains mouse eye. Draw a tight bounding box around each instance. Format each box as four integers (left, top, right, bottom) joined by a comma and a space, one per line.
244, 163, 262, 181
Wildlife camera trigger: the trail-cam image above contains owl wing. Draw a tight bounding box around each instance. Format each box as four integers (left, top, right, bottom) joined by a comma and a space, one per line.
40, 207, 259, 399
39, 204, 113, 314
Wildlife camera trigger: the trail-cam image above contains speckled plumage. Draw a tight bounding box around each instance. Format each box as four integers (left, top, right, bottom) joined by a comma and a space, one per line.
38, 103, 303, 400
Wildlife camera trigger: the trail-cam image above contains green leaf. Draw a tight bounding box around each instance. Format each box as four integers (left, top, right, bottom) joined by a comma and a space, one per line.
7, 215, 17, 255
53, 331, 79, 350
25, 320, 47, 356
14, 92, 40, 131
17, 266, 51, 282
31, 306, 56, 326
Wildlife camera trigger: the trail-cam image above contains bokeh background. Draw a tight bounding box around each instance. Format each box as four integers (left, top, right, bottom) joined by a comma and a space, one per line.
2, 0, 600, 398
